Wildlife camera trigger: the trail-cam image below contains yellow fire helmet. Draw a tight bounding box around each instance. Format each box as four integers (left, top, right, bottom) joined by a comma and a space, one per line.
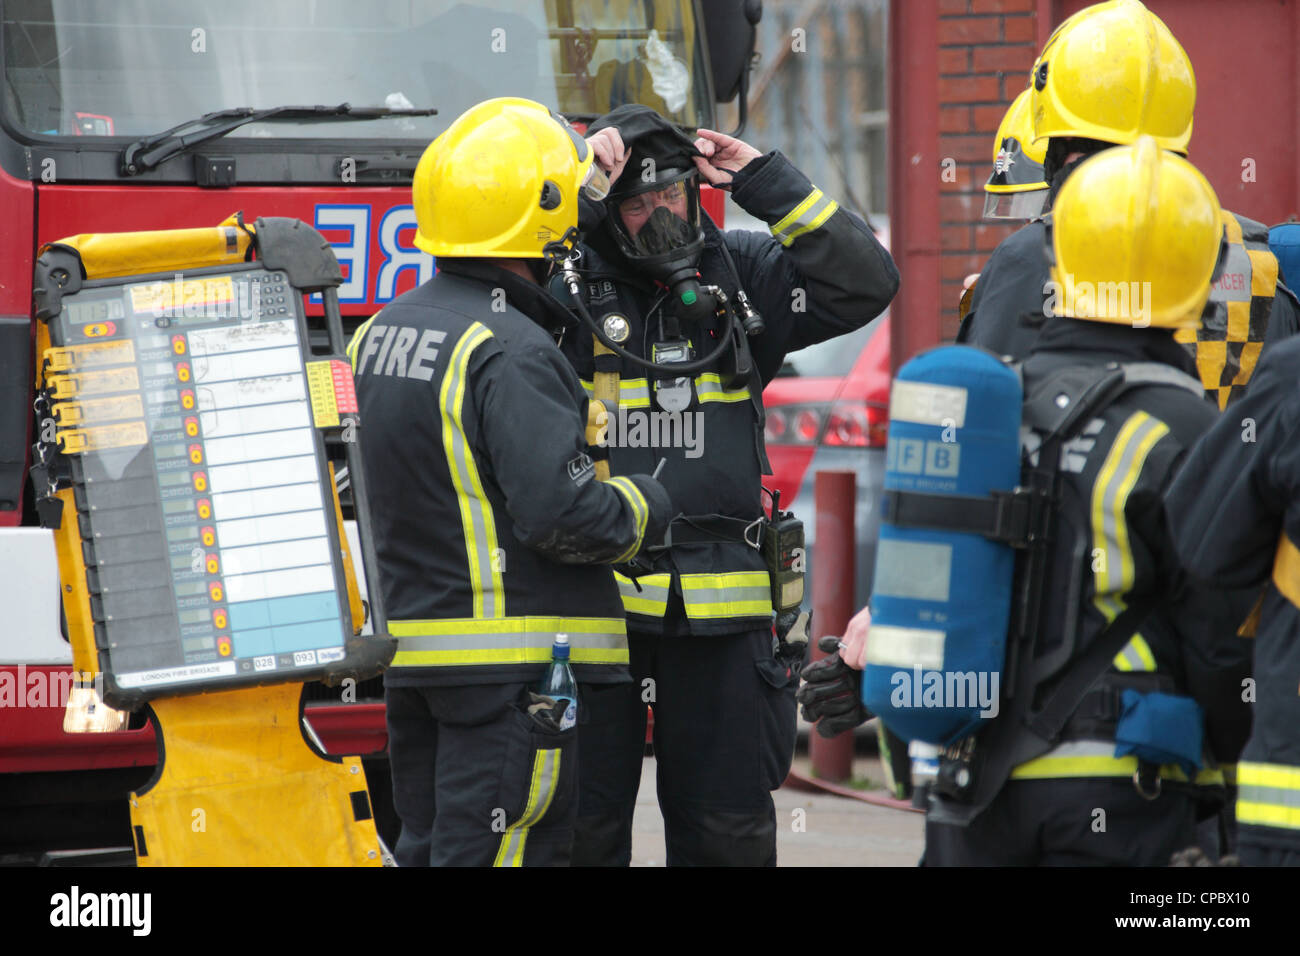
984, 89, 1048, 220
1050, 136, 1223, 329
412, 96, 609, 258
1031, 0, 1195, 153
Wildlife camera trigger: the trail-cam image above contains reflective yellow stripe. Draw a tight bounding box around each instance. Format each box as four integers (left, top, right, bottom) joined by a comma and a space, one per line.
614, 571, 671, 617
580, 373, 749, 408
346, 314, 378, 373
771, 188, 839, 247
440, 324, 503, 619
389, 616, 627, 667
782, 197, 839, 246
1090, 411, 1169, 624
679, 570, 772, 619
694, 372, 751, 403
493, 748, 562, 867
1010, 740, 1223, 785
607, 476, 649, 564
1112, 632, 1157, 672
1237, 761, 1300, 830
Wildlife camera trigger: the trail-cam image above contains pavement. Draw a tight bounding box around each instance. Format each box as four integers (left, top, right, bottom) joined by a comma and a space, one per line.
629, 750, 926, 867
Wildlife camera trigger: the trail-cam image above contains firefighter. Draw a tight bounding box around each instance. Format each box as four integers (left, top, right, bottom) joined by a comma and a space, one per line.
1165, 298, 1300, 866
554, 105, 898, 866
958, 0, 1300, 407
981, 87, 1048, 223
804, 138, 1253, 865
348, 98, 671, 867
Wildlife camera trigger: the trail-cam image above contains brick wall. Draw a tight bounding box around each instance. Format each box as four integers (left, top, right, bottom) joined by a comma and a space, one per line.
936, 0, 1040, 339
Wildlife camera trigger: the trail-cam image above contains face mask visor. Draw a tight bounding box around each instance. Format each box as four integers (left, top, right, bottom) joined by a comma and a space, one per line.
609, 169, 702, 261
982, 186, 1049, 220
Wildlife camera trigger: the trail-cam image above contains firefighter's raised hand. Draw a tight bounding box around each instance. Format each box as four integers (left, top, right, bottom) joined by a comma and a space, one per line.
586, 127, 630, 188
692, 128, 763, 189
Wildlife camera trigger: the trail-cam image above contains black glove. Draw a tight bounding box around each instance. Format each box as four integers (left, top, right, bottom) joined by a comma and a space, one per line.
796, 634, 871, 738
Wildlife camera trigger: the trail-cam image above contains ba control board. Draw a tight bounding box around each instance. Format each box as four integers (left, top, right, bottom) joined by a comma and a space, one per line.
43, 266, 356, 700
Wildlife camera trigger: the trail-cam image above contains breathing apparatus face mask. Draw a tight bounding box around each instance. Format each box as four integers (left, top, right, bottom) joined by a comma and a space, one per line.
607, 169, 704, 285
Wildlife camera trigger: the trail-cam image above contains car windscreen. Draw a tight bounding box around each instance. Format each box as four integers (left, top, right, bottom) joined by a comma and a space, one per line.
2, 0, 712, 140
780, 315, 882, 378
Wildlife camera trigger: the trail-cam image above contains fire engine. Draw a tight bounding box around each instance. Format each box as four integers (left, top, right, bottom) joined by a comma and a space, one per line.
0, 0, 761, 862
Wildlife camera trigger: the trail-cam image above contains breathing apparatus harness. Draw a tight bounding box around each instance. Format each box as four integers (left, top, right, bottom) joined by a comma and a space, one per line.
542, 220, 805, 627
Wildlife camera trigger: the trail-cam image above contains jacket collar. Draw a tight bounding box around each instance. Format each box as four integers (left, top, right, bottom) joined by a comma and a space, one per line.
435, 258, 576, 332
1028, 313, 1199, 378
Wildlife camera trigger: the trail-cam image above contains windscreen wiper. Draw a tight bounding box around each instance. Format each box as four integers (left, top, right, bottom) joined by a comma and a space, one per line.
120, 103, 437, 176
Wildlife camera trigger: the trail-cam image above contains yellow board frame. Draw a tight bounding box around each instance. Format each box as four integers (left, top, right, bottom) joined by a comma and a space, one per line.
41, 218, 382, 866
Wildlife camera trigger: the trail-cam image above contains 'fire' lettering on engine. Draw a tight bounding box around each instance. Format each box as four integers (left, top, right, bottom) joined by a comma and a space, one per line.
314, 203, 435, 306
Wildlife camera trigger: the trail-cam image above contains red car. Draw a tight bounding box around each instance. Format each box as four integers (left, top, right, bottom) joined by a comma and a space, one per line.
763, 311, 892, 612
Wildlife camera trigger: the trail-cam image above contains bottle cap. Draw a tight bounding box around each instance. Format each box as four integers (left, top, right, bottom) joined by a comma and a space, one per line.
555, 633, 569, 646
680, 289, 697, 305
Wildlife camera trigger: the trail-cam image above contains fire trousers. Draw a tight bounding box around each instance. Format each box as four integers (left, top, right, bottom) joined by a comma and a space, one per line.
386, 680, 579, 867
571, 627, 799, 867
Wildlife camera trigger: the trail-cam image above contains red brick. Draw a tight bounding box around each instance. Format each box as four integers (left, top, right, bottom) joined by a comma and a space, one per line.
961, 161, 990, 188
940, 133, 991, 163
940, 105, 973, 134
940, 164, 980, 191
938, 75, 1001, 103
939, 0, 969, 13
941, 194, 981, 223
942, 279, 970, 311
975, 222, 1018, 251
972, 44, 1038, 73
940, 47, 970, 74
1003, 14, 1036, 42
939, 16, 1001, 45
971, 0, 1034, 12
943, 254, 981, 280
973, 103, 1013, 133
1003, 73, 1035, 101
943, 225, 974, 254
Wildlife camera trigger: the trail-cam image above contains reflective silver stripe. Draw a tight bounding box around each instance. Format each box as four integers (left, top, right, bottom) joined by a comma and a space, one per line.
394, 632, 627, 652
581, 378, 651, 408
440, 324, 503, 618
494, 748, 562, 866
607, 476, 648, 563
771, 187, 839, 247
614, 571, 670, 617
389, 616, 627, 667
1236, 761, 1300, 832
1112, 634, 1155, 672
1238, 784, 1300, 809
346, 314, 378, 373
680, 572, 771, 619
694, 373, 750, 403
1091, 411, 1168, 623
581, 374, 748, 407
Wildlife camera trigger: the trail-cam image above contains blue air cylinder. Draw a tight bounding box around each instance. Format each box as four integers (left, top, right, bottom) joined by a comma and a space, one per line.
862, 346, 1022, 745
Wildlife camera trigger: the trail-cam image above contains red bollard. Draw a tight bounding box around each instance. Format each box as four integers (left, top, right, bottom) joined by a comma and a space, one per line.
811, 470, 856, 783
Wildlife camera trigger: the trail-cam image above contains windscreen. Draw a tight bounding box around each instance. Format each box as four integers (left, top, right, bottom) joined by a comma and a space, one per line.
2, 0, 711, 140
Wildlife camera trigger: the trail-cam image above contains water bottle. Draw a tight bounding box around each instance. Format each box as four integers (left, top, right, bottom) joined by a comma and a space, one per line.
539, 633, 578, 731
